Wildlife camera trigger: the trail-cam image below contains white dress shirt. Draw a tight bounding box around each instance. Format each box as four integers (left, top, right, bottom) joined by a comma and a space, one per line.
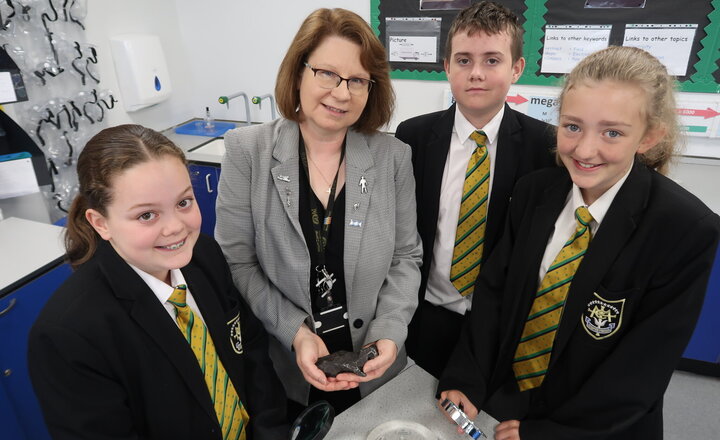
425, 105, 505, 314
129, 265, 207, 326
538, 165, 632, 284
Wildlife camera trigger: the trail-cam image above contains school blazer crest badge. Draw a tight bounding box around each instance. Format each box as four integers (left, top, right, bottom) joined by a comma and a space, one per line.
581, 292, 625, 340
227, 313, 243, 354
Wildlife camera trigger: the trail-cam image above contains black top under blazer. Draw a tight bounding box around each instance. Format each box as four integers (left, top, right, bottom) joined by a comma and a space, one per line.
28, 235, 287, 440
395, 103, 557, 300
439, 162, 720, 440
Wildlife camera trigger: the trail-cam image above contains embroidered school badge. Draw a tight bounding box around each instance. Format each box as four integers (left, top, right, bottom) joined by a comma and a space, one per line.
581, 292, 625, 340
227, 313, 243, 354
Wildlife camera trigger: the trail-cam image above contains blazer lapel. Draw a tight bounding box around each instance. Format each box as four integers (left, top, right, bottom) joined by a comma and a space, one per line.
270, 121, 304, 240
95, 243, 217, 422
485, 104, 522, 260
500, 176, 571, 361
182, 264, 248, 401
549, 162, 650, 369
343, 129, 375, 291
420, 106, 454, 244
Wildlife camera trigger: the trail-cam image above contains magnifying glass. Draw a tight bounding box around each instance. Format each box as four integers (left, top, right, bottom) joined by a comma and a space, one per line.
289, 400, 335, 440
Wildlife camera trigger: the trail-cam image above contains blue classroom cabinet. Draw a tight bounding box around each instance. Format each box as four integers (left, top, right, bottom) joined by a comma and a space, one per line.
0, 262, 72, 440
189, 163, 222, 237
682, 245, 720, 366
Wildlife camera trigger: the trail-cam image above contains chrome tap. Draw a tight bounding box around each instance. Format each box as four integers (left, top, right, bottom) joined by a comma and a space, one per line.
218, 92, 252, 126
251, 94, 277, 120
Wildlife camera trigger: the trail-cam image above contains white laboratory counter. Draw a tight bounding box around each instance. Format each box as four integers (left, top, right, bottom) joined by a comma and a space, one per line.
161, 119, 231, 166
0, 217, 65, 296
186, 137, 226, 164
326, 364, 498, 439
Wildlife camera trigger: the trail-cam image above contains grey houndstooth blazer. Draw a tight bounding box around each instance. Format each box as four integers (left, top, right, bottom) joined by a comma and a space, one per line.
215, 118, 422, 404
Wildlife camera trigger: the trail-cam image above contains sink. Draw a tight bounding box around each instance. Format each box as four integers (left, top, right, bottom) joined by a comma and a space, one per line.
174, 120, 236, 137
186, 138, 226, 164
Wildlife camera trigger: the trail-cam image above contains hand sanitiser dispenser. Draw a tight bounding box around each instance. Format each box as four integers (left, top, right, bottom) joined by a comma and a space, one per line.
110, 34, 172, 112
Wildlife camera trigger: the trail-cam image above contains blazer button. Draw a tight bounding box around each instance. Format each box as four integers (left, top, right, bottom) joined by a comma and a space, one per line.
353, 319, 364, 329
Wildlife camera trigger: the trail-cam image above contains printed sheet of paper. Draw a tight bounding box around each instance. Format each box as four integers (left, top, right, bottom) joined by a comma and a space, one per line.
386, 17, 441, 64
389, 36, 438, 63
0, 71, 18, 103
541, 25, 611, 74
623, 24, 698, 76
0, 156, 39, 199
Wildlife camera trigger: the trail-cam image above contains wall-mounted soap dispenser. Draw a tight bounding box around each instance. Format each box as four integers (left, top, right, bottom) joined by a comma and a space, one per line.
109, 34, 172, 112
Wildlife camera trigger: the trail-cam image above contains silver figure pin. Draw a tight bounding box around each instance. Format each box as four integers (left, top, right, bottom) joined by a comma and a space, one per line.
285, 188, 292, 207
277, 175, 290, 182
349, 219, 362, 227
359, 175, 368, 194
353, 203, 360, 211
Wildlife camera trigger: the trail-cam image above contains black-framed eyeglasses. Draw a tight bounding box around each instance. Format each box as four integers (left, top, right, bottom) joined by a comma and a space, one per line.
304, 62, 374, 95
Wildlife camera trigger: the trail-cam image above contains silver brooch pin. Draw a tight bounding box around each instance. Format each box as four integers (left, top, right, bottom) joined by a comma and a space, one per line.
349, 219, 362, 227
277, 175, 290, 182
353, 203, 360, 211
285, 188, 292, 207
359, 176, 368, 194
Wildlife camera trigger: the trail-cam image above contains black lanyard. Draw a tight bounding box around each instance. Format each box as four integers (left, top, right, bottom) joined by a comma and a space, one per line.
299, 136, 346, 309
298, 136, 346, 266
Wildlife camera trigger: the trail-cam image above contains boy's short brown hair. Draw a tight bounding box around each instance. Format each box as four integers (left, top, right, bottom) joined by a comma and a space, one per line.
445, 1, 524, 62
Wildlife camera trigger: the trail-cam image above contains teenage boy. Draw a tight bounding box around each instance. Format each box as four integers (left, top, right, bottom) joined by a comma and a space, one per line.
395, 1, 556, 378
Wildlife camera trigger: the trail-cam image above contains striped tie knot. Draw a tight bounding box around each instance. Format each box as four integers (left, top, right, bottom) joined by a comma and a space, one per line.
575, 206, 593, 229
512, 205, 594, 391
469, 130, 487, 148
168, 284, 188, 307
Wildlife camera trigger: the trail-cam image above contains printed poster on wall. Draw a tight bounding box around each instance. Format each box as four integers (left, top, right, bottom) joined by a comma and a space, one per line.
623, 24, 698, 76
541, 25, 611, 74
385, 17, 442, 64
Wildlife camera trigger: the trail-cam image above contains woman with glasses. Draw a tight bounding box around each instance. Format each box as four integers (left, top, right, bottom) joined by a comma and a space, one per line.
215, 8, 422, 417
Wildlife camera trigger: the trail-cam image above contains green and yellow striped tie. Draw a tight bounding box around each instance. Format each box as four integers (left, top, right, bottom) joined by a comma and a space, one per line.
512, 207, 594, 391
450, 130, 490, 296
168, 285, 249, 440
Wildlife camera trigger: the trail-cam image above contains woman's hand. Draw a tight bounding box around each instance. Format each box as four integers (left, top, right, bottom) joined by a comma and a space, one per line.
362, 339, 398, 380
495, 420, 521, 440
334, 339, 398, 383
292, 324, 357, 392
438, 390, 479, 435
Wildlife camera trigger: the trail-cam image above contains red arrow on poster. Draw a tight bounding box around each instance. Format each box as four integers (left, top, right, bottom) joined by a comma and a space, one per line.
506, 94, 528, 105
676, 107, 720, 119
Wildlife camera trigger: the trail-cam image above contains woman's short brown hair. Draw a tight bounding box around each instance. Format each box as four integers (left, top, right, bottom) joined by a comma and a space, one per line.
275, 8, 394, 133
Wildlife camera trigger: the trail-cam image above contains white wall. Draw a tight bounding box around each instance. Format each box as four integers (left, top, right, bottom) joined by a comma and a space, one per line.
169, 0, 455, 131
172, 0, 371, 125
83, 0, 198, 130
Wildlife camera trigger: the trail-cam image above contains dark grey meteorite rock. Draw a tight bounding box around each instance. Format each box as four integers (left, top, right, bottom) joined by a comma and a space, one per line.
315, 344, 379, 377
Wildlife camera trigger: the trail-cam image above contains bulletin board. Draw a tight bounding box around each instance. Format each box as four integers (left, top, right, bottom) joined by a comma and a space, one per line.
370, 0, 720, 93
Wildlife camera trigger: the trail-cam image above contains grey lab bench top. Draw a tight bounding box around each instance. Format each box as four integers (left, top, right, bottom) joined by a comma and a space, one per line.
326, 364, 498, 439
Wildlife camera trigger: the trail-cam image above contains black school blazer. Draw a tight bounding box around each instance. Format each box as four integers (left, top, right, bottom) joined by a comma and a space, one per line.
440, 161, 720, 440
28, 234, 287, 440
395, 103, 557, 300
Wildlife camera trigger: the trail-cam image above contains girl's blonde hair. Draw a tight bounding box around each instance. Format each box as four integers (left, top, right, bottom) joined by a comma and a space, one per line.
559, 46, 680, 175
